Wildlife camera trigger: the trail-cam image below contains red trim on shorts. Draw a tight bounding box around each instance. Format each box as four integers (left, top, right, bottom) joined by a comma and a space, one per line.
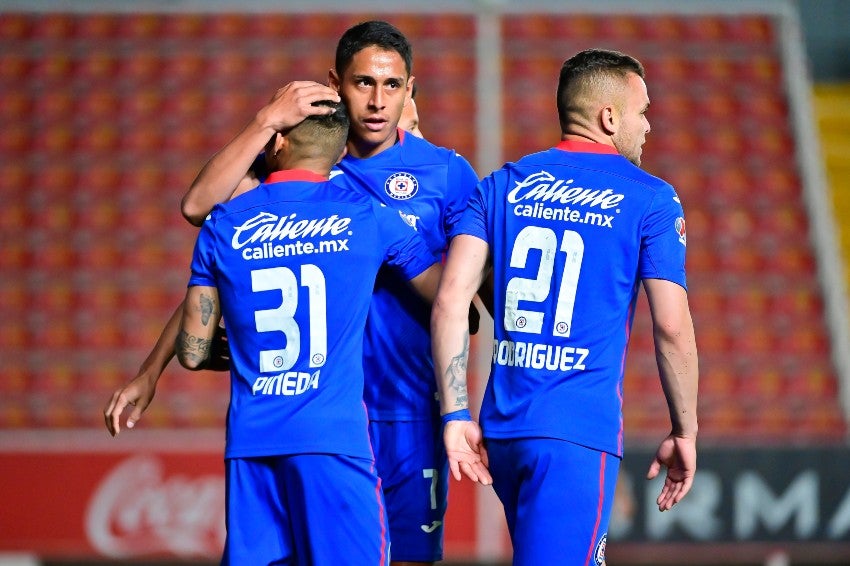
375, 474, 388, 566
583, 452, 607, 566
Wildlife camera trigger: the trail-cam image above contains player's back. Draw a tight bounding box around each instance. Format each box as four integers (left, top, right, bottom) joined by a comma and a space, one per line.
192, 170, 435, 459
471, 141, 687, 456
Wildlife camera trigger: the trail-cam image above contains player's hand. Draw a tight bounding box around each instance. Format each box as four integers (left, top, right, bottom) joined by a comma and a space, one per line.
256, 81, 341, 133
201, 324, 230, 372
647, 433, 697, 511
103, 370, 159, 437
444, 420, 492, 485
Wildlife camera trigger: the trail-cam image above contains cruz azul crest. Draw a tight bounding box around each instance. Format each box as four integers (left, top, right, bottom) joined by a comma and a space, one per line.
385, 172, 419, 200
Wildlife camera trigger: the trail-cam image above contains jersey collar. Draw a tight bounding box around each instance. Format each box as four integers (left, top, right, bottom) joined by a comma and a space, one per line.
555, 140, 620, 155
266, 169, 329, 184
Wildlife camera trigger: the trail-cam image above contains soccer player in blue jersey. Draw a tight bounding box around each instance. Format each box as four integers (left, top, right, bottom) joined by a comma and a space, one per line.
181, 23, 480, 565
431, 49, 699, 565
106, 21, 479, 566
176, 99, 442, 565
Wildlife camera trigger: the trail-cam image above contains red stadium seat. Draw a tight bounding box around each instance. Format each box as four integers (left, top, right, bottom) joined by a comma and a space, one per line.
1, 11, 841, 438
28, 13, 75, 40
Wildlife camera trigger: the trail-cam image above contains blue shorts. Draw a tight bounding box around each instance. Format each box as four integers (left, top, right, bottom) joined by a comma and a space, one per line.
369, 418, 448, 562
486, 437, 619, 566
223, 454, 389, 566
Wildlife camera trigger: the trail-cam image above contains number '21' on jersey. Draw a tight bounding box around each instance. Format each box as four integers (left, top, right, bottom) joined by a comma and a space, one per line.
452, 141, 688, 457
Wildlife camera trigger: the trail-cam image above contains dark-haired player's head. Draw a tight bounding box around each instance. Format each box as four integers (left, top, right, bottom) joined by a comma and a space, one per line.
557, 48, 650, 166
265, 100, 349, 175
329, 21, 415, 158
335, 20, 413, 78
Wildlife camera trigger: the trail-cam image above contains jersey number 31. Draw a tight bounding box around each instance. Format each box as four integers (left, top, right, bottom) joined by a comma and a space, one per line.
251, 265, 328, 373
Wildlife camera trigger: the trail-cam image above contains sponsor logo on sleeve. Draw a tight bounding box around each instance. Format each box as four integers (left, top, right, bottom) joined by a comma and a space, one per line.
675, 217, 686, 246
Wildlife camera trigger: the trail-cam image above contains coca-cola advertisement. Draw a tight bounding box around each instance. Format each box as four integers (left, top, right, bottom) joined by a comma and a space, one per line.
0, 432, 227, 560
0, 430, 485, 562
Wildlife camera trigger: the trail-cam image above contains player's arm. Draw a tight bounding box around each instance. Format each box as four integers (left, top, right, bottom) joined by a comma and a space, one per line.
643, 278, 699, 511
103, 301, 181, 436
176, 286, 222, 370
181, 81, 341, 225
431, 234, 492, 485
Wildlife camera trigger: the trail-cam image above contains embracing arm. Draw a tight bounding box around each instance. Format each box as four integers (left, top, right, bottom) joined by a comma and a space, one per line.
181, 81, 341, 225
176, 286, 222, 370
103, 301, 182, 436
643, 278, 699, 511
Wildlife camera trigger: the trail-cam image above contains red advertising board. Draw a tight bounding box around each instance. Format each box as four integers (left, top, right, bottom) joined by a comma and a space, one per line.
0, 430, 491, 561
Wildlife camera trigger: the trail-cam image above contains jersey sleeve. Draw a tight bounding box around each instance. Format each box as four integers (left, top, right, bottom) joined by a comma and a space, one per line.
188, 216, 218, 288
638, 182, 688, 290
373, 201, 439, 280
442, 152, 480, 236
449, 172, 491, 244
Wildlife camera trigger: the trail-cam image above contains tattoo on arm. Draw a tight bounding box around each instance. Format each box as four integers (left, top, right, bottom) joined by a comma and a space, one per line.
445, 332, 470, 409
199, 293, 217, 326
177, 329, 212, 365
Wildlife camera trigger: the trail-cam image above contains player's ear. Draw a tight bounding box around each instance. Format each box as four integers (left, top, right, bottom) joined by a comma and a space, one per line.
600, 104, 618, 136
335, 145, 348, 165
328, 69, 341, 92
269, 132, 287, 158
406, 75, 415, 100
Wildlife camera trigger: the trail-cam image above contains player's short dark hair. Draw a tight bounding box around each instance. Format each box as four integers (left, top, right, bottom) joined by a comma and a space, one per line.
335, 20, 413, 78
556, 48, 645, 130
286, 100, 349, 163
305, 99, 349, 130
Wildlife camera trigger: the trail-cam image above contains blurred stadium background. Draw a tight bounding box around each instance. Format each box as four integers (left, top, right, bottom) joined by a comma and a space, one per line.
1, 0, 849, 564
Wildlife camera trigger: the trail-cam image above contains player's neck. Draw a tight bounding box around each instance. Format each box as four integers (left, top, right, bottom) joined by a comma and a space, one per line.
276, 158, 333, 179
561, 132, 612, 147
346, 131, 399, 160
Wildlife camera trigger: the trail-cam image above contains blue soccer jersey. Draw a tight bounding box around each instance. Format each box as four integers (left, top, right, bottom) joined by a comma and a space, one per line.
452, 140, 688, 457
332, 130, 479, 421
188, 169, 436, 460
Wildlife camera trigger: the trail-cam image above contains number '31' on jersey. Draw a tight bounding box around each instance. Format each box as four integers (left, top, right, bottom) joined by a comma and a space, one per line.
188, 170, 437, 460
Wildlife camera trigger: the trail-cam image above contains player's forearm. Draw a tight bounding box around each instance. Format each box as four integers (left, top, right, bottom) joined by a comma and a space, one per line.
654, 314, 699, 438
176, 288, 220, 370
181, 115, 273, 226
432, 300, 472, 415
137, 301, 183, 381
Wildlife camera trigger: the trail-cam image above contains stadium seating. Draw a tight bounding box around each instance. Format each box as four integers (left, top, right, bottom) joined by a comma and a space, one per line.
0, 11, 843, 443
